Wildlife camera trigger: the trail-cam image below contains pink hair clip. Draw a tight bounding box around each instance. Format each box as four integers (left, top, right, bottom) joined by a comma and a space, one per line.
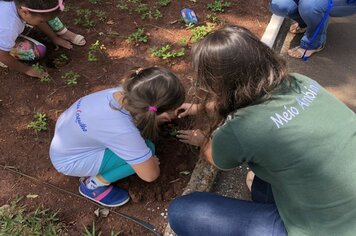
148, 106, 157, 112
23, 0, 65, 13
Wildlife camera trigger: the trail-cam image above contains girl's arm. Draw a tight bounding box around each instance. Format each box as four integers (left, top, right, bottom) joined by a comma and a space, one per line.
175, 101, 216, 118
0, 50, 47, 78
131, 156, 160, 182
36, 22, 72, 49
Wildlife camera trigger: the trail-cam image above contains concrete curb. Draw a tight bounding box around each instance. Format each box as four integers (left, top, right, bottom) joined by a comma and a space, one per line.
163, 14, 285, 236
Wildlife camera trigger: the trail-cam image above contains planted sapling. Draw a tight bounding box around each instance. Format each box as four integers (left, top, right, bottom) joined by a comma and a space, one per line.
28, 112, 48, 132
126, 28, 148, 44
32, 63, 51, 82
87, 40, 106, 62
207, 0, 232, 12
62, 71, 80, 85
151, 45, 185, 59
190, 24, 214, 43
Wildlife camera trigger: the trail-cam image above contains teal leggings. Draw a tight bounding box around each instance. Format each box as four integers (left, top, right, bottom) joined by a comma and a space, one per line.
98, 140, 155, 183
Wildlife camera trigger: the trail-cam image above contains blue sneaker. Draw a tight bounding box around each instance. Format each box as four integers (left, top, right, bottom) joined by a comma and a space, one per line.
79, 178, 130, 207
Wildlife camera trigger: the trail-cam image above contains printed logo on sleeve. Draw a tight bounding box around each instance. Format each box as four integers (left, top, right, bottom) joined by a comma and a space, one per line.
270, 82, 321, 129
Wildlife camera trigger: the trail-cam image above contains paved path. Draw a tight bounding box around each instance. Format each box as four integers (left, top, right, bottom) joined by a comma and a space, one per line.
212, 14, 356, 199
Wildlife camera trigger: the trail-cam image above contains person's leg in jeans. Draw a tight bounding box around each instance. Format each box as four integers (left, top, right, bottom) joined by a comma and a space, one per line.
270, 0, 306, 28
168, 192, 287, 236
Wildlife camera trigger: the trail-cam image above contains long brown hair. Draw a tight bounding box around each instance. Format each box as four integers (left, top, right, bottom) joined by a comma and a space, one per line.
121, 67, 185, 140
191, 24, 288, 134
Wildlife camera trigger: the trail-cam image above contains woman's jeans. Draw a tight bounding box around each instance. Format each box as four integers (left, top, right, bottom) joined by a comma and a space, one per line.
270, 0, 356, 49
168, 176, 287, 236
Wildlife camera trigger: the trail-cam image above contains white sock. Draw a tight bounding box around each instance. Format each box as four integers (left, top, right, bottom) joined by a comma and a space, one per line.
85, 176, 109, 190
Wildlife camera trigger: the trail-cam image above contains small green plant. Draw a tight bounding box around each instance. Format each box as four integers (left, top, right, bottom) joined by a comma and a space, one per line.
95, 10, 106, 22
87, 40, 106, 62
52, 53, 70, 68
126, 28, 148, 44
83, 222, 120, 236
158, 0, 171, 6
206, 13, 225, 24
178, 37, 188, 46
0, 197, 66, 235
62, 71, 80, 85
207, 0, 231, 12
75, 9, 96, 28
32, 63, 51, 82
151, 44, 185, 59
190, 24, 214, 43
135, 3, 162, 19
27, 112, 47, 132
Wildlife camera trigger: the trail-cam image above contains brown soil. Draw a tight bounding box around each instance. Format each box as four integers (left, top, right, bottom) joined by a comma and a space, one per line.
0, 0, 270, 235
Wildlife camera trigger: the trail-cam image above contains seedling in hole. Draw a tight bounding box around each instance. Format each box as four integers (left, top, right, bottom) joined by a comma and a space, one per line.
207, 0, 231, 13
62, 71, 80, 85
126, 28, 148, 44
151, 45, 185, 59
32, 63, 51, 82
52, 53, 70, 68
28, 112, 47, 132
169, 125, 179, 137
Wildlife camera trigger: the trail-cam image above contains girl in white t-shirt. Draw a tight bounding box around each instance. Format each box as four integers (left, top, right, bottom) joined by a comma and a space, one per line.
50, 67, 185, 207
0, 0, 86, 79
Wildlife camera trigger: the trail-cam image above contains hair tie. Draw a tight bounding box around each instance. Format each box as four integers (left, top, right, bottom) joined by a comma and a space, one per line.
136, 68, 144, 75
148, 106, 157, 112
22, 0, 65, 13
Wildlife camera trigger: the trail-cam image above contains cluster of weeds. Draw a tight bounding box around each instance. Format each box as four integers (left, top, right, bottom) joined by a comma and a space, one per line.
83, 222, 121, 236
116, 0, 169, 20
32, 63, 51, 82
190, 24, 214, 43
27, 112, 48, 132
88, 40, 106, 62
62, 71, 80, 86
207, 0, 232, 12
75, 9, 106, 28
151, 44, 185, 60
0, 197, 66, 235
126, 28, 148, 44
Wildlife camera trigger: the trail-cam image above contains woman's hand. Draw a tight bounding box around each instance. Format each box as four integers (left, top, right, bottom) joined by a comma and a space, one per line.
177, 129, 207, 147
52, 36, 73, 50
175, 103, 199, 118
25, 67, 49, 79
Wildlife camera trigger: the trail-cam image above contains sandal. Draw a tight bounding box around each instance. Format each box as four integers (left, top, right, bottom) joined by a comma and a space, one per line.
56, 28, 86, 46
79, 178, 130, 207
289, 22, 307, 34
288, 45, 325, 59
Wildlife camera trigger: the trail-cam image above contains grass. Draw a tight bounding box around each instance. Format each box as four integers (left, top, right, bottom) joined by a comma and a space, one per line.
83, 222, 121, 236
151, 44, 185, 59
0, 197, 66, 235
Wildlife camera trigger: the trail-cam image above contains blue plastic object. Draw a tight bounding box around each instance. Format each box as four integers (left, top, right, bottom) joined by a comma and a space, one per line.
181, 8, 198, 25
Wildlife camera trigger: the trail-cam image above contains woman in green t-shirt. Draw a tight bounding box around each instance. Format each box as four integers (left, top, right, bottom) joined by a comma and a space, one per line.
168, 25, 356, 236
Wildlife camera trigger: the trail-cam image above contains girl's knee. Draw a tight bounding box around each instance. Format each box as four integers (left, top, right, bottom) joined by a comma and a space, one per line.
270, 0, 298, 17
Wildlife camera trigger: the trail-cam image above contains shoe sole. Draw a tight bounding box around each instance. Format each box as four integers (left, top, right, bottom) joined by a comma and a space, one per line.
79, 187, 130, 207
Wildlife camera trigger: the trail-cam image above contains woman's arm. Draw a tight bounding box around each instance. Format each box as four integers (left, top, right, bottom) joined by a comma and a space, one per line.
36, 22, 72, 49
0, 50, 47, 78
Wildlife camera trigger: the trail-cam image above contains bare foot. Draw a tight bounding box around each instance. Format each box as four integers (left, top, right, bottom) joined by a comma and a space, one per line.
246, 171, 255, 192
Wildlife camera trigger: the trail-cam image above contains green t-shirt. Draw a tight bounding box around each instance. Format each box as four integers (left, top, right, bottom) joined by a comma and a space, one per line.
212, 73, 356, 236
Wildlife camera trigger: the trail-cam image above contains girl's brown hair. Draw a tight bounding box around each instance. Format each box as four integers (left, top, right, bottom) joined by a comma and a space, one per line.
121, 67, 185, 140
192, 24, 288, 135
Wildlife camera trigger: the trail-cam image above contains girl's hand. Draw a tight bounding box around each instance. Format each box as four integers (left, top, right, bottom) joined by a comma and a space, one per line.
175, 103, 199, 118
26, 67, 49, 79
52, 36, 73, 50
177, 129, 207, 147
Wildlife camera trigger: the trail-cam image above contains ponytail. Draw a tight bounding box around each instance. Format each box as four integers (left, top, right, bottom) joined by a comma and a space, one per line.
121, 67, 185, 140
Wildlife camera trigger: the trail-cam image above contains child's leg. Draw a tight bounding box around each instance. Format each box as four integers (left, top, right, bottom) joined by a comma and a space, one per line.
10, 35, 46, 61
98, 140, 156, 183
48, 17, 86, 46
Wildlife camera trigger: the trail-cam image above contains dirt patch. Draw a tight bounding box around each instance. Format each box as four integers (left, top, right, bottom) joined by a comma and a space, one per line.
0, 0, 270, 235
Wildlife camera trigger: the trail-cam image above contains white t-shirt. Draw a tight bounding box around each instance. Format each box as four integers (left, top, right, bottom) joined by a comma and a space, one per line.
50, 88, 152, 177
0, 1, 26, 51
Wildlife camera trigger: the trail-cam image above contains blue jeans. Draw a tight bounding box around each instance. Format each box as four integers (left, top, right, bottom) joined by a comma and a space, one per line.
270, 0, 356, 49
168, 176, 287, 236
